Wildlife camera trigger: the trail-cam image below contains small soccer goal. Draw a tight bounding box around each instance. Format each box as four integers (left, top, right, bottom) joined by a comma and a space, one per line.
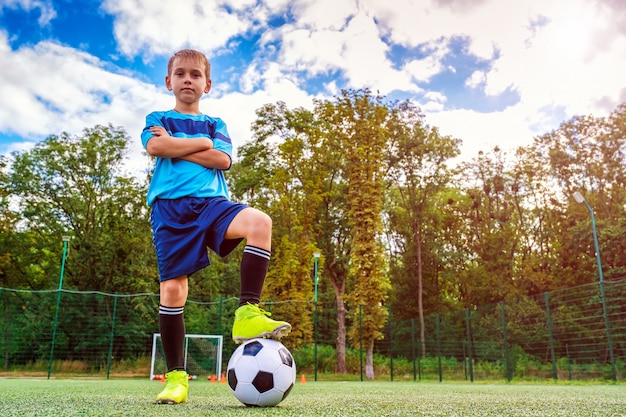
150, 333, 223, 380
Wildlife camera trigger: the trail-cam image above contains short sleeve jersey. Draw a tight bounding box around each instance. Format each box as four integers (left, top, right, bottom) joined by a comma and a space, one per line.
141, 110, 233, 206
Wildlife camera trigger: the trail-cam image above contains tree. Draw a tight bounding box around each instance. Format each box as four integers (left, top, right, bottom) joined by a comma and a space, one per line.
325, 90, 391, 379
532, 104, 626, 285
9, 124, 153, 293
457, 148, 523, 305
384, 100, 461, 356
232, 103, 325, 349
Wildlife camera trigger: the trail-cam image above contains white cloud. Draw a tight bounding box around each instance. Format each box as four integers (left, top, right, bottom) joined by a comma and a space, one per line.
101, 0, 257, 58
288, 0, 357, 30
465, 70, 486, 89
0, 0, 56, 25
0, 33, 163, 173
402, 40, 451, 84
426, 106, 536, 160
1, 0, 625, 176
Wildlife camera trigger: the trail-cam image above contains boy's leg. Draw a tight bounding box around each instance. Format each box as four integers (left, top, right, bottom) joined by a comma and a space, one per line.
156, 277, 189, 404
225, 208, 292, 343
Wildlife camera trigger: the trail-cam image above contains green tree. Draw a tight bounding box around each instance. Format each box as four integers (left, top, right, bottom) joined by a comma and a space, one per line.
457, 148, 522, 305
325, 90, 391, 379
532, 104, 626, 285
9, 125, 153, 293
384, 100, 461, 356
232, 103, 324, 349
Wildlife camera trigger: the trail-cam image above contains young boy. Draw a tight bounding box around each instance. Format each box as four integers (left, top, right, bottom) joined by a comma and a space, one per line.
141, 49, 291, 405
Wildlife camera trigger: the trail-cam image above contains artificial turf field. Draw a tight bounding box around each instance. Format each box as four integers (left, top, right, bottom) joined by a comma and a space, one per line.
0, 379, 625, 416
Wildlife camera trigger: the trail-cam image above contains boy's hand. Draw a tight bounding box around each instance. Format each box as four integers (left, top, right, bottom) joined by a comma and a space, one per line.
146, 126, 214, 158
149, 126, 170, 138
149, 126, 213, 148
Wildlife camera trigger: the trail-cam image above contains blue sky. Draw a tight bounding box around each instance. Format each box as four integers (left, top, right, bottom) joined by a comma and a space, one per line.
1, 0, 625, 173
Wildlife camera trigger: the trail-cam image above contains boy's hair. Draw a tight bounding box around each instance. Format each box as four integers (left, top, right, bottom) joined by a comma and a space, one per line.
167, 49, 211, 80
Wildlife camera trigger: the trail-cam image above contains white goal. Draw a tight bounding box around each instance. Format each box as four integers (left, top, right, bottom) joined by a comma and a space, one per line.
150, 333, 223, 380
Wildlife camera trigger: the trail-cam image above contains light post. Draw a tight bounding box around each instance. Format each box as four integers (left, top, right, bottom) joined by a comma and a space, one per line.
572, 192, 615, 380
573, 191, 603, 282
48, 235, 70, 379
313, 251, 320, 382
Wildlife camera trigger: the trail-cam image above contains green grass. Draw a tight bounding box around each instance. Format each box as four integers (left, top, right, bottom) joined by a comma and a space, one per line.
0, 378, 625, 416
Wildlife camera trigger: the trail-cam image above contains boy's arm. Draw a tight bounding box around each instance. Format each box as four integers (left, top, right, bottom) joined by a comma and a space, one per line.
179, 149, 231, 170
145, 126, 213, 158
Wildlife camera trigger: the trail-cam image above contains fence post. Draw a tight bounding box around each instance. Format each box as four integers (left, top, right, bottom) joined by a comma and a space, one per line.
465, 308, 474, 383
411, 318, 417, 382
0, 287, 4, 371
500, 301, 512, 382
359, 304, 363, 382
598, 281, 616, 381
106, 292, 118, 380
48, 237, 70, 379
544, 292, 557, 380
388, 305, 393, 382
436, 313, 442, 382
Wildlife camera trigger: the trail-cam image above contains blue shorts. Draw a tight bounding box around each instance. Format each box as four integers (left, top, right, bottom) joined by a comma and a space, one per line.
150, 197, 247, 281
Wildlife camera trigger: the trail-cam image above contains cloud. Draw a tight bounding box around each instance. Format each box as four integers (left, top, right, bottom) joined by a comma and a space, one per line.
101, 0, 259, 58
0, 0, 56, 25
0, 32, 163, 172
1, 0, 625, 177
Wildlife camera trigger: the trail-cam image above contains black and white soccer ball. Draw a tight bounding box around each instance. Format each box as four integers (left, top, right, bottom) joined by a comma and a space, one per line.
227, 338, 296, 407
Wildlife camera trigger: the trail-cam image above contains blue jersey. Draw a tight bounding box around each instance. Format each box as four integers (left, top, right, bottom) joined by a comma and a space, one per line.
141, 110, 233, 206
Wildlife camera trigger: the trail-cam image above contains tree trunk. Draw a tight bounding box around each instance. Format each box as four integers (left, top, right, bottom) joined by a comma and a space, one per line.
335, 294, 347, 373
365, 339, 375, 380
329, 263, 348, 374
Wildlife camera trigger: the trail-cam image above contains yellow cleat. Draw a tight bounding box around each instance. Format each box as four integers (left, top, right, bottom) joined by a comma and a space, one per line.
232, 303, 292, 344
155, 370, 189, 404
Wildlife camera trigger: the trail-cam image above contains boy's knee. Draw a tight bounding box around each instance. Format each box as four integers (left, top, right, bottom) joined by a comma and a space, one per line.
160, 277, 188, 305
258, 212, 272, 231
249, 211, 272, 240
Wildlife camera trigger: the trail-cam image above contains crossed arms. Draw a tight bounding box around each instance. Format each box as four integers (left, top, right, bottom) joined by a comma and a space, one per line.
145, 126, 231, 170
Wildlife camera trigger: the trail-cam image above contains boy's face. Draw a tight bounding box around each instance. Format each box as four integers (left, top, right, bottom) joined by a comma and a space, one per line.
165, 57, 211, 104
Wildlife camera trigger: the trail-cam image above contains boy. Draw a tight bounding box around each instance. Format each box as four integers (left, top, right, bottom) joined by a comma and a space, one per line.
141, 49, 291, 405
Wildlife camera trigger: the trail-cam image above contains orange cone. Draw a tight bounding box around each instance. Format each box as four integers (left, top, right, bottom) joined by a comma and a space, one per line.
211, 374, 217, 383
220, 373, 226, 384
300, 374, 306, 384
160, 374, 165, 383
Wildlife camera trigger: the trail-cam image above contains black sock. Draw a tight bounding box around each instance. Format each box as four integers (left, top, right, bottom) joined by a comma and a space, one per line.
159, 305, 185, 372
239, 245, 270, 307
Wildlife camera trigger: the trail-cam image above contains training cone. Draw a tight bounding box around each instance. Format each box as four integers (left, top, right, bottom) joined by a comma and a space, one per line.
300, 374, 307, 384
220, 373, 226, 384
160, 374, 165, 383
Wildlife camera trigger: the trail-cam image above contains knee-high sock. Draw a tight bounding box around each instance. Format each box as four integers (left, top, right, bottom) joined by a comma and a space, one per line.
159, 305, 185, 372
239, 245, 270, 307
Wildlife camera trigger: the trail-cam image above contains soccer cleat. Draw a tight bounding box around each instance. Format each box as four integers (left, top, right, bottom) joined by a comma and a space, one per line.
155, 370, 189, 404
232, 303, 292, 344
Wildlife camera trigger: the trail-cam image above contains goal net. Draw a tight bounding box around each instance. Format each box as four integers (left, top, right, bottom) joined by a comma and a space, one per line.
150, 333, 223, 380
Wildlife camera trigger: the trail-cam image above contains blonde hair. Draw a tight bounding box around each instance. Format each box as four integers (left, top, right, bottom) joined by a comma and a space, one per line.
167, 49, 211, 79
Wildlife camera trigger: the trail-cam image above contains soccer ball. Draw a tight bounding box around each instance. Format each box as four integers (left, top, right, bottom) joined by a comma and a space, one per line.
227, 338, 296, 407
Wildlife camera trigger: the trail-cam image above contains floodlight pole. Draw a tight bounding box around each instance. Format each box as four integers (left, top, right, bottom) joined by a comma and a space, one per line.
572, 192, 615, 380
313, 251, 320, 382
48, 235, 70, 379
573, 191, 603, 282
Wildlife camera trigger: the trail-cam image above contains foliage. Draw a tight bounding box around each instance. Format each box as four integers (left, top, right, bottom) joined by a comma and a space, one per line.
8, 124, 153, 294
2, 95, 626, 383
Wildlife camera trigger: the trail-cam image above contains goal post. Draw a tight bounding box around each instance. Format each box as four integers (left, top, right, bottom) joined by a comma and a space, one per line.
150, 333, 223, 380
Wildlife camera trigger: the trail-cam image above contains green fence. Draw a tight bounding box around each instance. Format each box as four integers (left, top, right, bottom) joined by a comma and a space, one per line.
1, 278, 625, 381
378, 278, 626, 382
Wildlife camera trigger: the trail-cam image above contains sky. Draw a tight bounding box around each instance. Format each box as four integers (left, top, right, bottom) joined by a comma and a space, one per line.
0, 0, 625, 174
